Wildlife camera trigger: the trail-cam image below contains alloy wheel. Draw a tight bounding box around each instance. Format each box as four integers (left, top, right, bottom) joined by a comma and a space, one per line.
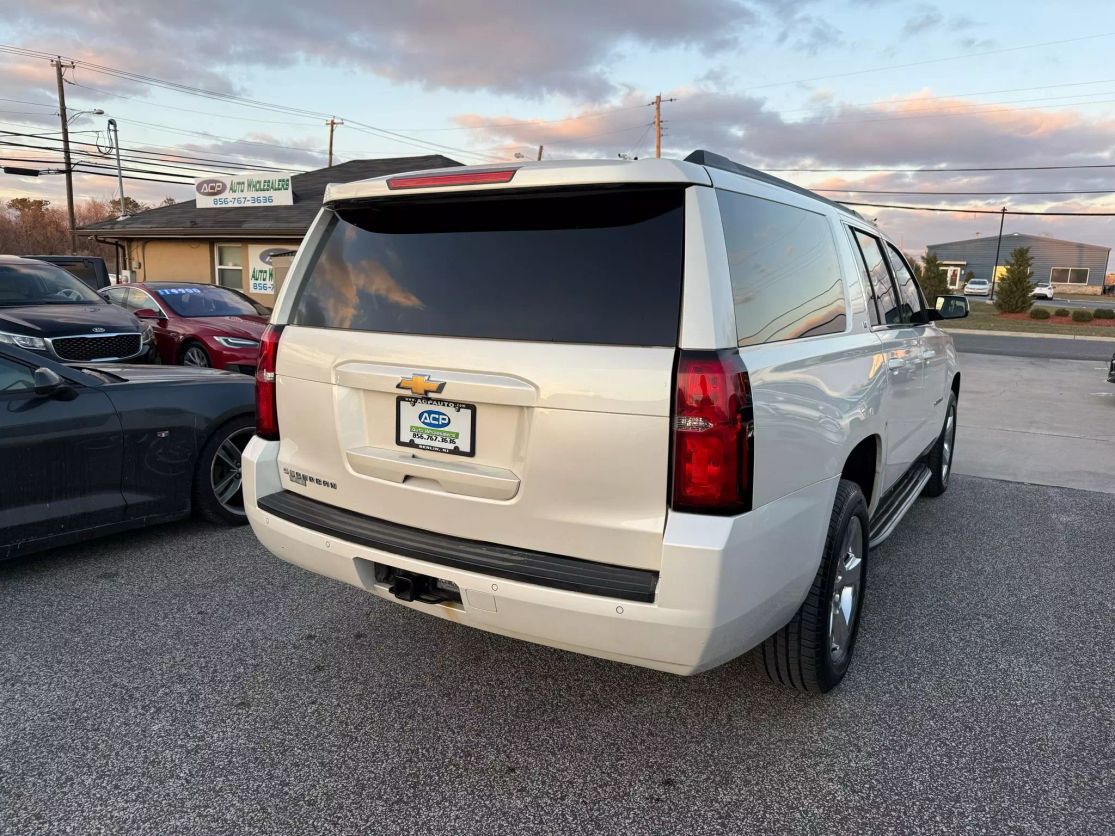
183, 346, 210, 367
941, 404, 957, 486
829, 516, 864, 664
210, 427, 252, 516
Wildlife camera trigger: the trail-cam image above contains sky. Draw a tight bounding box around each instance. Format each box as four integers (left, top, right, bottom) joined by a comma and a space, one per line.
1, 0, 1114, 259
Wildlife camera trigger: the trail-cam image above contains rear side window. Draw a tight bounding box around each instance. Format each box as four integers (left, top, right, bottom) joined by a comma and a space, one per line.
717, 190, 846, 347
290, 188, 686, 346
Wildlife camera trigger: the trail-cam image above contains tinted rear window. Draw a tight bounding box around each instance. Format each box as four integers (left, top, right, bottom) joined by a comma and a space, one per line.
290, 188, 685, 346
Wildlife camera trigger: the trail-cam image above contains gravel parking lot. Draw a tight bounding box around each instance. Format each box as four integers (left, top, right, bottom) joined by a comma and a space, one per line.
2, 475, 1112, 836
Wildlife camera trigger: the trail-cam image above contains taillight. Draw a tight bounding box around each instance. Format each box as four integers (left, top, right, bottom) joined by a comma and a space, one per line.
671, 350, 753, 515
255, 324, 284, 441
386, 168, 519, 190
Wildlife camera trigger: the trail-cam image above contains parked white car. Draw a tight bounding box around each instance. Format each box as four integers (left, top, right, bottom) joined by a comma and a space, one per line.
243, 151, 967, 693
1031, 281, 1054, 300
964, 278, 990, 296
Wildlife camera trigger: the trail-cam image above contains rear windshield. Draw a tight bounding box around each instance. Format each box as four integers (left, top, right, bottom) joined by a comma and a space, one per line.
50, 260, 101, 288
290, 187, 686, 346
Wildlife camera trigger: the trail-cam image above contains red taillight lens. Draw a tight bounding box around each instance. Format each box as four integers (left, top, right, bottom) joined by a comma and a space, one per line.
671, 350, 753, 515
386, 168, 518, 190
255, 324, 284, 441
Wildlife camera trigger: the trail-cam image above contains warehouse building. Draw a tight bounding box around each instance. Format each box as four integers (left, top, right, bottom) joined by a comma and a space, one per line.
927, 232, 1111, 295
77, 155, 460, 306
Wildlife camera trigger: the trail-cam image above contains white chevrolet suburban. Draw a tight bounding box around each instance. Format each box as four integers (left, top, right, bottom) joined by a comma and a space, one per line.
243, 151, 968, 693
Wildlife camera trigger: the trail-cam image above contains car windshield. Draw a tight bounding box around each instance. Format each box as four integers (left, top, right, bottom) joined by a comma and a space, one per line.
151, 285, 268, 317
0, 261, 105, 306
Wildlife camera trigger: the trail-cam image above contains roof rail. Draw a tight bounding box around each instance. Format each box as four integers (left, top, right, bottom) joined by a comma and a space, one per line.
684, 150, 864, 220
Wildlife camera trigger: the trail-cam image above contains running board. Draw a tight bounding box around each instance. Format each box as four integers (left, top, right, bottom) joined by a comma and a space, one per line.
868, 463, 931, 548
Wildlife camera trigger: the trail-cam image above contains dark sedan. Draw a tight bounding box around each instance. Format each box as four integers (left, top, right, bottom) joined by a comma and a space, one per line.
0, 255, 151, 363
101, 282, 268, 373
0, 343, 255, 561
1109, 353, 1115, 383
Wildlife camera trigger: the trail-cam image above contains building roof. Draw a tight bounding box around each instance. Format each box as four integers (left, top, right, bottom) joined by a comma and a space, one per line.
928, 231, 1111, 253
77, 155, 460, 239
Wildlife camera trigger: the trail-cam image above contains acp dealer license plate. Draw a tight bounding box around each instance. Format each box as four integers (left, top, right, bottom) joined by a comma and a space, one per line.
396, 397, 476, 457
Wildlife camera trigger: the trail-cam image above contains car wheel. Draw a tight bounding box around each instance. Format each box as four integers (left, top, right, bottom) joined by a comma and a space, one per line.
193, 415, 254, 525
182, 342, 211, 367
755, 479, 868, 694
923, 391, 957, 498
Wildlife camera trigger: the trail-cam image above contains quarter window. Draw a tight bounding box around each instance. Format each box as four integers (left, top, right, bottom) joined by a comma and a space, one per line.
216, 244, 244, 290
850, 229, 904, 326
1050, 267, 1088, 284
717, 190, 847, 346
885, 243, 925, 321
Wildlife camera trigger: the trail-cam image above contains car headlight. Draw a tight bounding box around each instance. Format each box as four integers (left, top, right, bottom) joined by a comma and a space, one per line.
213, 336, 261, 349
0, 330, 47, 351
140, 322, 154, 343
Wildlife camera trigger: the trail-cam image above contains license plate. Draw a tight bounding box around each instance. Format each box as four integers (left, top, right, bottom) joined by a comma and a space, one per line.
396, 397, 476, 457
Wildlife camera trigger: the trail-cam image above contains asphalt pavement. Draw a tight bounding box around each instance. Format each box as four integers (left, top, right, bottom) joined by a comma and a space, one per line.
2, 475, 1112, 836
950, 331, 1114, 361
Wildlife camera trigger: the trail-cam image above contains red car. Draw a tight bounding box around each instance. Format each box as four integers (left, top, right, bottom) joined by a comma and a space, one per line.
101, 282, 270, 373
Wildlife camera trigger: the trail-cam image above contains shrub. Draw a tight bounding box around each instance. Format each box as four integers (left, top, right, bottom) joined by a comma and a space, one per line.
1071, 309, 1094, 323
1092, 308, 1115, 320
1029, 308, 1051, 319
1053, 308, 1071, 317
994, 247, 1034, 313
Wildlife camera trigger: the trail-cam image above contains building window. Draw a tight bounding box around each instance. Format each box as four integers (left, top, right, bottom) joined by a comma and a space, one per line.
1050, 267, 1089, 284
216, 244, 244, 289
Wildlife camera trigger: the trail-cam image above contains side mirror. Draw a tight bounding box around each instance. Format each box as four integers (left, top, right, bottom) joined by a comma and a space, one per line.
134, 308, 162, 320
934, 295, 969, 320
33, 367, 77, 400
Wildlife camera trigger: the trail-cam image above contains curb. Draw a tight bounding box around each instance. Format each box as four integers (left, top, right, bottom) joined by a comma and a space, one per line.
942, 327, 1115, 343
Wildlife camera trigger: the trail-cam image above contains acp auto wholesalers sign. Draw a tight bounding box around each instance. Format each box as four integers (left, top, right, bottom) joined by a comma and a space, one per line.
195, 172, 293, 208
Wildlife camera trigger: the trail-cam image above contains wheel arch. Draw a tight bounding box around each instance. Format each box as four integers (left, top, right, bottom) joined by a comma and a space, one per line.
841, 434, 880, 509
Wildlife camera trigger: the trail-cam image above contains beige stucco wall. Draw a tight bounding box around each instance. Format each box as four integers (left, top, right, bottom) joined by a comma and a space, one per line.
123, 237, 301, 308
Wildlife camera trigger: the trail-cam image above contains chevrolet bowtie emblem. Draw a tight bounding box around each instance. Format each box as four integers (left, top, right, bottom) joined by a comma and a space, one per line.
397, 373, 445, 398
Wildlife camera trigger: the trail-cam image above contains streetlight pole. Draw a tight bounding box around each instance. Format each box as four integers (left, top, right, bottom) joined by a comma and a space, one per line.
990, 206, 1006, 303
107, 119, 126, 216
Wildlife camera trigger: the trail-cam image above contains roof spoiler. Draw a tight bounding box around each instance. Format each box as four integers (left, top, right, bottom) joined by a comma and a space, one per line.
684, 150, 865, 220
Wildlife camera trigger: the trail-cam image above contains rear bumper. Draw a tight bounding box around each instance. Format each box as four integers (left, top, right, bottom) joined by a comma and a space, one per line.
243, 437, 834, 675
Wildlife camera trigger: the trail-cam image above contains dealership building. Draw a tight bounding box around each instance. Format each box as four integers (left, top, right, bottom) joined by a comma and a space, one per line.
77, 155, 460, 306
926, 232, 1112, 294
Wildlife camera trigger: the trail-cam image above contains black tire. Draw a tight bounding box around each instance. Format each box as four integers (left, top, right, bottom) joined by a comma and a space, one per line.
193, 415, 254, 526
181, 341, 211, 368
923, 391, 957, 498
756, 479, 869, 694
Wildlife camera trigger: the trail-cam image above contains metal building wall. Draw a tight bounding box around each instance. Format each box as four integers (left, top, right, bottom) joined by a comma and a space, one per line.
927, 233, 1110, 288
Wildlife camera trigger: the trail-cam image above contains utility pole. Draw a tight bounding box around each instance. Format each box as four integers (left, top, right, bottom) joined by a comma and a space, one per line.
654, 94, 662, 159
325, 117, 343, 167
536, 145, 544, 161
990, 206, 1006, 302
52, 57, 77, 253
107, 119, 126, 216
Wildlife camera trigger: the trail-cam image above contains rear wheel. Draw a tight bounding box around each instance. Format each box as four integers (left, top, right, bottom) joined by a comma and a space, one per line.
923, 392, 957, 497
182, 342, 211, 367
193, 415, 254, 525
756, 480, 869, 694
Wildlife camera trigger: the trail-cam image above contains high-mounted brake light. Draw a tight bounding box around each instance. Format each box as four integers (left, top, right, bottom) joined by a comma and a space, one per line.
671, 350, 753, 515
255, 324, 284, 441
386, 168, 519, 190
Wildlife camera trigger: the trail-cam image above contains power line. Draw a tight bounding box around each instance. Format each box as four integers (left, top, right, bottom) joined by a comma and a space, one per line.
768, 163, 1115, 173
817, 188, 1115, 196
741, 31, 1115, 92
837, 201, 1115, 217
